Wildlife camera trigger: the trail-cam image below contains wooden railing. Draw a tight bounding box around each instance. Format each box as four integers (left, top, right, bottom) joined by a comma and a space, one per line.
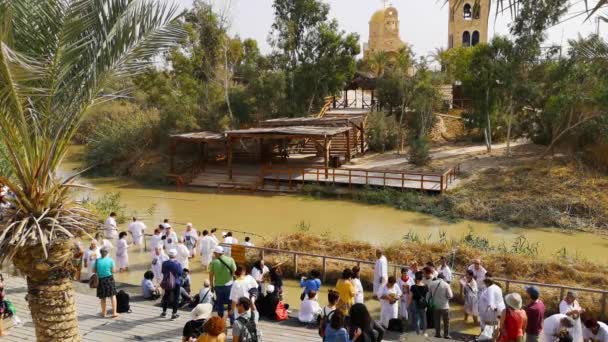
222, 243, 608, 320
260, 164, 460, 193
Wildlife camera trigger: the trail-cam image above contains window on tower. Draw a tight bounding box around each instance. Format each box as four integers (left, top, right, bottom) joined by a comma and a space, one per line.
463, 31, 471, 47
473, 2, 481, 19
472, 31, 480, 46
464, 3, 472, 20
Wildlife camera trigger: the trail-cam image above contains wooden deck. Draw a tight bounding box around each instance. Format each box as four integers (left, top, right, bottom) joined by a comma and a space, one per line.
0, 275, 451, 341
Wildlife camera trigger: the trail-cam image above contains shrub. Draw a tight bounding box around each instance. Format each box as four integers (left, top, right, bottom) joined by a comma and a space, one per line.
408, 136, 431, 166
366, 111, 399, 152
84, 102, 160, 173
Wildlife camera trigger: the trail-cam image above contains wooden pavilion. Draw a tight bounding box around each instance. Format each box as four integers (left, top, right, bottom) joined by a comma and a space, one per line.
224, 126, 353, 179
168, 131, 224, 173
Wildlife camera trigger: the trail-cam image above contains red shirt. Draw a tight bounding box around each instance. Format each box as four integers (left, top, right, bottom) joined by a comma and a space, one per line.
525, 300, 546, 335
504, 309, 527, 339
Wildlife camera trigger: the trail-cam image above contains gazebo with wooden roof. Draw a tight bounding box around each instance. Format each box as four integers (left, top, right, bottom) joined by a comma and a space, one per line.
168, 131, 225, 173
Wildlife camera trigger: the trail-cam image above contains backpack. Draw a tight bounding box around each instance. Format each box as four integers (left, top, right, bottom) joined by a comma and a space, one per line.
387, 318, 404, 333
275, 301, 288, 321
237, 315, 262, 342
318, 309, 335, 338
116, 290, 131, 313
160, 264, 176, 290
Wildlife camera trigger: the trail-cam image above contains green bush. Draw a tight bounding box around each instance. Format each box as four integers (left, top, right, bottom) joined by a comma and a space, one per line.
366, 111, 399, 152
0, 141, 11, 178
408, 136, 431, 166
84, 101, 160, 173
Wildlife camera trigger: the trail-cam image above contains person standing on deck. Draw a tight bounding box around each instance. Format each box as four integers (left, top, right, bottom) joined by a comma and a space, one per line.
468, 258, 487, 289
160, 249, 183, 320
223, 232, 237, 256
438, 256, 453, 283
96, 247, 119, 319
183, 223, 199, 257
351, 266, 365, 304
500, 293, 528, 342
116, 231, 130, 272
397, 267, 413, 320
479, 276, 505, 331
151, 244, 169, 285
83, 239, 101, 281
462, 270, 479, 324
335, 268, 356, 316
408, 261, 419, 280
378, 276, 402, 328
209, 246, 236, 319
560, 291, 586, 342
105, 212, 118, 241
524, 286, 545, 342
127, 217, 146, 252
428, 273, 453, 339
199, 230, 217, 270
373, 249, 388, 298
176, 237, 191, 269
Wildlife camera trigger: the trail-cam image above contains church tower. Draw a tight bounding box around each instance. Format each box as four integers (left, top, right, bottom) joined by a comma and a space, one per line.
364, 6, 405, 59
447, 0, 490, 49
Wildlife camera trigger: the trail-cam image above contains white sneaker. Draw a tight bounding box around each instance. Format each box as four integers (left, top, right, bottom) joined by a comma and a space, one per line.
423, 333, 429, 337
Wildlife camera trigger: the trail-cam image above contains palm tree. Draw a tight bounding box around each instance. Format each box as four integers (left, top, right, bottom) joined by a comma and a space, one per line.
0, 1, 183, 340
370, 51, 389, 77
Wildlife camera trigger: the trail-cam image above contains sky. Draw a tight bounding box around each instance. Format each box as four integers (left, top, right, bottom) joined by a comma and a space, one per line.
175, 0, 604, 58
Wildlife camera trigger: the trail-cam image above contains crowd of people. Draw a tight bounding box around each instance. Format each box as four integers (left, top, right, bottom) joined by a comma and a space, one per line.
62, 215, 608, 342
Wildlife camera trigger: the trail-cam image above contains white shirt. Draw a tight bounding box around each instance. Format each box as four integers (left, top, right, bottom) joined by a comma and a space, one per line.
224, 236, 237, 244
84, 247, 101, 266
243, 241, 254, 247
352, 278, 365, 304
229, 275, 258, 302
485, 284, 505, 312
298, 297, 322, 323
251, 265, 269, 283
163, 231, 178, 250
439, 265, 453, 283
128, 220, 146, 238
209, 234, 219, 244
468, 264, 487, 285
101, 239, 114, 251
182, 230, 198, 248
150, 234, 162, 254
583, 321, 608, 342
544, 314, 571, 342
104, 217, 118, 238
176, 244, 190, 268
116, 239, 128, 257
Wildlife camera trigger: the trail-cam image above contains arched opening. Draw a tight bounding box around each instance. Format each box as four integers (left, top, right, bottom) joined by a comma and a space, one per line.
473, 3, 481, 19
462, 31, 471, 47
449, 34, 454, 48
464, 3, 472, 20
472, 31, 480, 46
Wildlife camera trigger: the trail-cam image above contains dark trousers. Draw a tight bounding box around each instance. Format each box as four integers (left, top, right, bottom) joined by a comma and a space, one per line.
161, 286, 180, 314
433, 309, 450, 337
213, 285, 232, 318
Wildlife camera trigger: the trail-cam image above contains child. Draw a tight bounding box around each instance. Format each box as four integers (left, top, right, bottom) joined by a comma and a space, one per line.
116, 232, 130, 272
298, 290, 322, 323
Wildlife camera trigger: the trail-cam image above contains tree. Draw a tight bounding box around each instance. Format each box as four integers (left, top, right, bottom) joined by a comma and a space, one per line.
270, 0, 360, 115
0, 1, 183, 340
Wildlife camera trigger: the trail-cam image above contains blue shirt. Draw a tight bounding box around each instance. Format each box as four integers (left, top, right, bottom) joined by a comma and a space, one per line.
95, 257, 114, 278
161, 259, 183, 286
324, 326, 352, 342
141, 279, 155, 298
300, 278, 322, 294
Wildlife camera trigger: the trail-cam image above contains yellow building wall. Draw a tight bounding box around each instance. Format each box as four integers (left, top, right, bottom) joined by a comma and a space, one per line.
447, 0, 490, 49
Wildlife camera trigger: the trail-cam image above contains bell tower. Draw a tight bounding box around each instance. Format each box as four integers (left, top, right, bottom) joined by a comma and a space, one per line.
448, 0, 490, 49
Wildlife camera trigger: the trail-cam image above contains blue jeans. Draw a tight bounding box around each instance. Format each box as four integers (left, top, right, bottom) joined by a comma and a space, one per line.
213, 285, 232, 318
410, 303, 427, 335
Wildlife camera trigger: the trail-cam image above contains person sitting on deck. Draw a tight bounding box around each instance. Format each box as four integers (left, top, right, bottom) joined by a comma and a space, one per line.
180, 268, 193, 307
141, 270, 161, 300
257, 285, 289, 321
196, 316, 226, 342
197, 279, 214, 306
324, 310, 363, 342
182, 303, 212, 342
298, 291, 322, 324
299, 269, 321, 301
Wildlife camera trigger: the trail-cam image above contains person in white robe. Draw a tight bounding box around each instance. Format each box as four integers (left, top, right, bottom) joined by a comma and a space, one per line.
462, 270, 479, 323
478, 278, 505, 330
104, 213, 118, 240
352, 266, 365, 304
468, 259, 487, 290
127, 217, 146, 251
176, 238, 191, 269
83, 240, 101, 281
397, 267, 414, 320
95, 232, 114, 252
116, 232, 130, 271
438, 256, 453, 283
199, 230, 218, 269
560, 291, 585, 342
182, 223, 198, 257
162, 226, 178, 251
543, 314, 575, 342
223, 232, 237, 256
151, 244, 168, 285
373, 249, 388, 297
243, 237, 254, 247
149, 228, 162, 256
378, 276, 402, 328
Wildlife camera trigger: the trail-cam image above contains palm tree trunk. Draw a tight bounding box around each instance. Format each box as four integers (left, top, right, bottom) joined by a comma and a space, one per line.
14, 241, 80, 341
26, 276, 80, 341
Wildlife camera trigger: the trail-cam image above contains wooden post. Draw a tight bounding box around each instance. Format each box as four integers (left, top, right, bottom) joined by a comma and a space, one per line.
383, 172, 386, 188
333, 96, 337, 109
293, 254, 298, 275
202, 142, 208, 171
360, 122, 365, 154
332, 168, 336, 184
401, 173, 405, 190
506, 281, 510, 294
348, 170, 352, 189
345, 130, 351, 161
324, 136, 330, 179
344, 90, 349, 108
288, 169, 293, 190
322, 257, 327, 282
227, 137, 233, 180
421, 175, 424, 190
169, 140, 177, 173
601, 293, 607, 321
440, 174, 444, 193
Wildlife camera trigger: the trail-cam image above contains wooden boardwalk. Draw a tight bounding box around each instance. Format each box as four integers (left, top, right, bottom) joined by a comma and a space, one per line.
1, 275, 450, 342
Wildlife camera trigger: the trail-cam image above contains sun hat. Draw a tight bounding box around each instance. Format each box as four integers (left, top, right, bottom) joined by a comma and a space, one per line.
505, 293, 523, 310
213, 246, 224, 254
191, 303, 213, 320
266, 284, 275, 294
167, 249, 178, 258
186, 223, 193, 228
